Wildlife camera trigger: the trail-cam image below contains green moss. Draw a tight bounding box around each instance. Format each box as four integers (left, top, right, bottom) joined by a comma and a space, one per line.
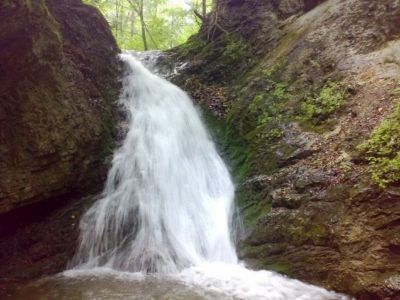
246, 82, 290, 128
236, 188, 271, 228
173, 35, 207, 58
300, 81, 346, 125
391, 83, 400, 97
174, 33, 249, 68
96, 107, 117, 162
25, 0, 33, 10
255, 84, 289, 128
358, 101, 400, 188
264, 262, 291, 274
217, 60, 295, 177
262, 128, 284, 142
260, 59, 286, 79
273, 28, 306, 62
220, 34, 249, 64
229, 61, 290, 128
3, 0, 34, 9
202, 108, 253, 181
28, 0, 63, 61
307, 224, 332, 245
201, 106, 274, 230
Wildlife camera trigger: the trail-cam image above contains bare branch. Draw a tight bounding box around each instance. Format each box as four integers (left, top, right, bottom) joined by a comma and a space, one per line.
193, 9, 205, 22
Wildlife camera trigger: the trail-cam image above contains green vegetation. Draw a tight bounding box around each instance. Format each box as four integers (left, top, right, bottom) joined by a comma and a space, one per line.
174, 35, 207, 57
252, 83, 290, 130
97, 90, 119, 162
358, 100, 400, 188
231, 60, 290, 132
202, 108, 253, 181
236, 190, 271, 228
84, 0, 212, 50
264, 262, 291, 274
215, 60, 293, 176
175, 33, 251, 85
220, 35, 249, 64
300, 82, 346, 124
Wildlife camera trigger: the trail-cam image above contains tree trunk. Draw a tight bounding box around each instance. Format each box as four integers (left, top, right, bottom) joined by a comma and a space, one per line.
139, 0, 148, 50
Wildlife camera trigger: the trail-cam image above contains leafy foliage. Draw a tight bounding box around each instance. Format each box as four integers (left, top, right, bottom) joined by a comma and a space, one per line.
84, 0, 211, 50
220, 36, 248, 64
358, 101, 400, 188
247, 66, 291, 132
301, 82, 346, 124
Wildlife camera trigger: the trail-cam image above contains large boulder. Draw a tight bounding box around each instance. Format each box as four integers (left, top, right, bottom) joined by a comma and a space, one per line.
0, 0, 120, 214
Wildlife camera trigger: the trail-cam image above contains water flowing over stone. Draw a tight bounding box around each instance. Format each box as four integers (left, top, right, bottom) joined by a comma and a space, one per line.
72, 53, 237, 273
66, 53, 350, 300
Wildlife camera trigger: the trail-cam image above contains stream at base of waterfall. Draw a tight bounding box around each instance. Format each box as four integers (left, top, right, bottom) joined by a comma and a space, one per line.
9, 53, 350, 300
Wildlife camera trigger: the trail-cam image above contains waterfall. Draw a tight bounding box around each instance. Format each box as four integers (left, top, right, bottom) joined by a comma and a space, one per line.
72, 53, 237, 273
69, 53, 349, 300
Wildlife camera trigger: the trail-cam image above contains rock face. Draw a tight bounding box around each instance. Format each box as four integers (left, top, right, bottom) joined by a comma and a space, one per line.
0, 0, 120, 214
174, 0, 400, 298
0, 0, 120, 289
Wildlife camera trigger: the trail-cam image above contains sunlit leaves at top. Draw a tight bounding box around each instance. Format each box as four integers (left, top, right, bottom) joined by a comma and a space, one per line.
84, 0, 212, 50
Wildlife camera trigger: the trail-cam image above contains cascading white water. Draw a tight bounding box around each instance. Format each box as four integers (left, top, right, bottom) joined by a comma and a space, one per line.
68, 53, 350, 300
73, 53, 237, 273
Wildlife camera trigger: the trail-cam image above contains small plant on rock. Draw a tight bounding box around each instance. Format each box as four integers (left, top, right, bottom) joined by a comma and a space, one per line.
358, 101, 400, 188
301, 82, 346, 124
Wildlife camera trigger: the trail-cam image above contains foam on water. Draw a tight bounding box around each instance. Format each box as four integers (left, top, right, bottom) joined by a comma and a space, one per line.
176, 262, 346, 300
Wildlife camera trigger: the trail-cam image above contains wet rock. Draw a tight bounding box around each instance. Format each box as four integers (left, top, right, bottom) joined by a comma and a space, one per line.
0, 194, 96, 283
278, 0, 305, 17
304, 0, 325, 12
242, 175, 274, 192
274, 123, 318, 167
28, 243, 50, 262
270, 188, 303, 209
293, 169, 330, 192
276, 147, 315, 166
386, 186, 400, 199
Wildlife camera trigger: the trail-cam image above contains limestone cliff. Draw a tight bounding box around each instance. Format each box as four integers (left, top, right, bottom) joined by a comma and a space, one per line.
173, 0, 400, 298
0, 0, 120, 214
